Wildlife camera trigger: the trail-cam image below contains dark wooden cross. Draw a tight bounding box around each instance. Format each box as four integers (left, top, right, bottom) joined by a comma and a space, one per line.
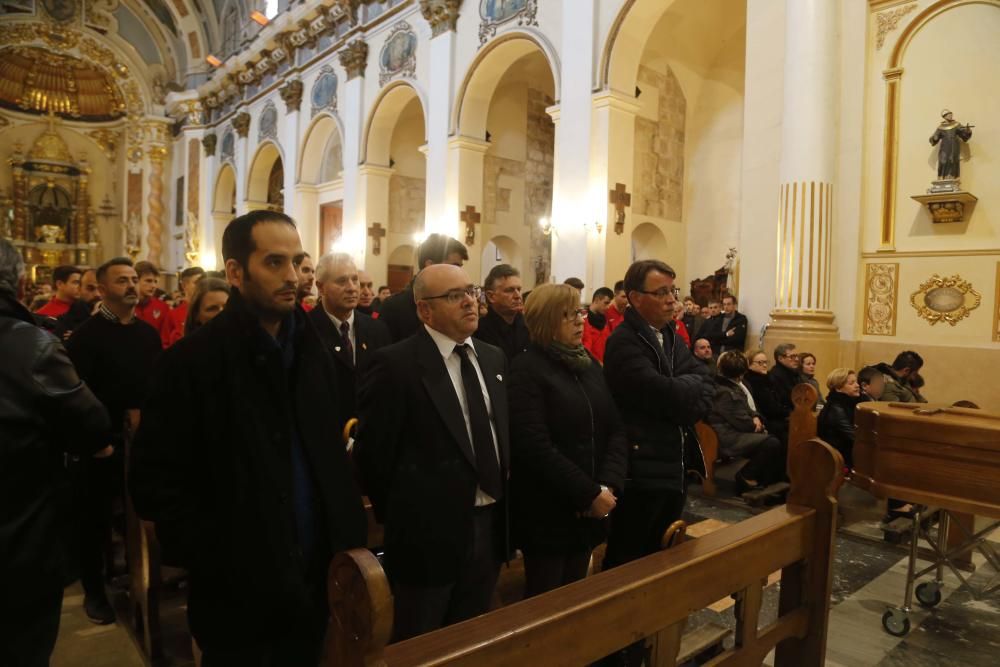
368, 222, 386, 255
460, 205, 481, 246
609, 182, 632, 235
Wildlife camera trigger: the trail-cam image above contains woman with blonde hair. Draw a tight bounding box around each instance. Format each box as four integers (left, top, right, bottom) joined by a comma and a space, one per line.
182, 277, 230, 337
817, 368, 860, 469
509, 283, 628, 597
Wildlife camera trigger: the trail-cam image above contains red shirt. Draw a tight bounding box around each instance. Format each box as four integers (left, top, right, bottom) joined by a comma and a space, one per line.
606, 304, 626, 332
135, 297, 176, 348
35, 297, 72, 318
674, 319, 690, 347
583, 317, 611, 363
166, 301, 188, 347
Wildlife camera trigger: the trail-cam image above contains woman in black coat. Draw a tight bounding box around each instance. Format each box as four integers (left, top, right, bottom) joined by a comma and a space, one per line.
743, 349, 789, 446
509, 283, 628, 598
817, 368, 861, 469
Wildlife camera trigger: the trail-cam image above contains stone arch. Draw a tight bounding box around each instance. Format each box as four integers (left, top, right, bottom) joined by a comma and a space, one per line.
361, 80, 428, 166
246, 140, 284, 206
453, 30, 562, 137
601, 0, 682, 94
388, 244, 415, 266
212, 163, 237, 266
481, 235, 523, 284
298, 112, 345, 184
631, 222, 669, 262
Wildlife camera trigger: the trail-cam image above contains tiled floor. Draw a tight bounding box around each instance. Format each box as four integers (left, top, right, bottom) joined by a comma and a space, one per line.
49, 483, 1000, 666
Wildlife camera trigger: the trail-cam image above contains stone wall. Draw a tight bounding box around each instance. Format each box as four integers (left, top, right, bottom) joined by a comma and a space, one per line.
483, 155, 524, 224
634, 64, 685, 220
389, 174, 425, 235
525, 87, 554, 283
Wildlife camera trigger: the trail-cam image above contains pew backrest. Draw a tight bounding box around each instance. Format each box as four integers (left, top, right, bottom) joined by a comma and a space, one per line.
328, 438, 844, 667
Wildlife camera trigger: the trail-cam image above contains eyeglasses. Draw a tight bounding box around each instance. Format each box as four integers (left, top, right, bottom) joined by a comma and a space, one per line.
423, 286, 481, 305
636, 288, 675, 300
751, 359, 768, 367
564, 307, 588, 321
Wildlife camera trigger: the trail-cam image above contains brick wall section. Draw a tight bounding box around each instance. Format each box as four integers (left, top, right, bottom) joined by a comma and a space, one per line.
634, 64, 685, 220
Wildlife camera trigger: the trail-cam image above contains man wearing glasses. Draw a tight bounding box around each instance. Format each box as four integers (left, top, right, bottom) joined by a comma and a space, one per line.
356, 264, 510, 641
602, 260, 715, 571
474, 263, 529, 360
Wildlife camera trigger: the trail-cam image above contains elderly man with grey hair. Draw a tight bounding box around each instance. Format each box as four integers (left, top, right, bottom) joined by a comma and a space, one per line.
308, 252, 391, 435
0, 239, 111, 666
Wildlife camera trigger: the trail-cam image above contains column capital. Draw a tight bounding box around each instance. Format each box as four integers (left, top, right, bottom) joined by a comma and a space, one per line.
420, 0, 461, 38
339, 39, 369, 80
202, 133, 217, 157
448, 134, 491, 154
591, 90, 641, 115
545, 103, 561, 124
233, 112, 251, 138
279, 79, 304, 113
358, 163, 395, 179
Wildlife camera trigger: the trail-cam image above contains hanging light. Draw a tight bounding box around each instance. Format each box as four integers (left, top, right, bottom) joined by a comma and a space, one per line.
250, 10, 269, 26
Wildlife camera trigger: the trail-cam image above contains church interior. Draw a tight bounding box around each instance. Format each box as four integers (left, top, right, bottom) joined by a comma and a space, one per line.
2, 0, 1000, 665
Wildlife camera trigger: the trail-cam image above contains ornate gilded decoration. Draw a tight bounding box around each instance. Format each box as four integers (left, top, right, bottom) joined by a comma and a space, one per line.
910, 274, 981, 326
910, 191, 978, 224
330, 0, 361, 25
233, 112, 251, 138
202, 133, 217, 157
479, 0, 538, 46
185, 212, 200, 265
85, 129, 119, 160
379, 22, 417, 86
339, 39, 369, 81
864, 263, 899, 336
876, 3, 917, 50
994, 263, 1000, 342
84, 0, 120, 32
29, 119, 73, 163
258, 101, 278, 141
0, 46, 127, 120
421, 0, 462, 37
146, 144, 168, 265
279, 79, 304, 113
42, 0, 80, 23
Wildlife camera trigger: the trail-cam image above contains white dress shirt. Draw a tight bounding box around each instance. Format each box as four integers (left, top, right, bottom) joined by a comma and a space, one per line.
424, 324, 500, 506
325, 308, 356, 364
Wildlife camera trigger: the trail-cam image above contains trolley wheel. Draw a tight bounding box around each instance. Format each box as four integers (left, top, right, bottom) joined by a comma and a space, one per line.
915, 582, 942, 608
882, 609, 911, 637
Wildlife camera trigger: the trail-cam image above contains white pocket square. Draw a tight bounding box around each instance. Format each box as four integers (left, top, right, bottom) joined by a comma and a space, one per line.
496, 374, 503, 382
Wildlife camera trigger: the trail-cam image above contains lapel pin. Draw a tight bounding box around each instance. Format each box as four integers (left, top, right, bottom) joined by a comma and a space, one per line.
496, 374, 503, 382
362, 343, 367, 350
335, 346, 342, 352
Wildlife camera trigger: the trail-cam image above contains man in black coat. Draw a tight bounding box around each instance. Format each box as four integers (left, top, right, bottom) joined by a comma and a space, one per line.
308, 252, 391, 435
473, 263, 529, 360
378, 233, 468, 342
355, 263, 510, 641
768, 342, 801, 418
0, 241, 111, 667
130, 211, 367, 665
602, 260, 715, 569
699, 294, 748, 355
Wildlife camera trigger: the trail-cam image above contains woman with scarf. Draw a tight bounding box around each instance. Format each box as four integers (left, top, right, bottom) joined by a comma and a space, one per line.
509, 283, 628, 597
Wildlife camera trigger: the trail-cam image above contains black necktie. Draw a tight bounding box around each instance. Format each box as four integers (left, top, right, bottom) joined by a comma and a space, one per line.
340, 321, 354, 366
455, 344, 503, 500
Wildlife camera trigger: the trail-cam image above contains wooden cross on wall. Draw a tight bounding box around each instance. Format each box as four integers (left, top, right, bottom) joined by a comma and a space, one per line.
609, 183, 631, 235
368, 222, 386, 255
461, 205, 481, 246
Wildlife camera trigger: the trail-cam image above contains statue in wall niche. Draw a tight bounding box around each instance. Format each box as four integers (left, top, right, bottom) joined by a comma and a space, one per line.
929, 109, 973, 188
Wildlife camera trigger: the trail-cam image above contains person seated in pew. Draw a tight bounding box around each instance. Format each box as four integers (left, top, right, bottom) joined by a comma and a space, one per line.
181, 277, 230, 337
743, 350, 789, 447
874, 350, 927, 403
130, 211, 367, 665
858, 365, 885, 402
797, 352, 824, 409
355, 264, 510, 642
692, 337, 716, 374
817, 368, 861, 471
509, 284, 627, 598
707, 351, 785, 495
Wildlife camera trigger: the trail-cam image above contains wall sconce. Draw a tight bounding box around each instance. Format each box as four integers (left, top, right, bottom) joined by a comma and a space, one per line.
539, 217, 554, 236
206, 55, 223, 67
250, 10, 269, 26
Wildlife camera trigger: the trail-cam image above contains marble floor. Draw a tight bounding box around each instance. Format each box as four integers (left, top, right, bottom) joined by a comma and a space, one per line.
49, 483, 1000, 666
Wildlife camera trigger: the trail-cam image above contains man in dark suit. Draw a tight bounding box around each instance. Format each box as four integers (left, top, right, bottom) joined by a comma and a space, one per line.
356, 263, 510, 641
308, 252, 391, 435
699, 294, 748, 355
130, 211, 367, 665
473, 263, 529, 360
378, 233, 468, 342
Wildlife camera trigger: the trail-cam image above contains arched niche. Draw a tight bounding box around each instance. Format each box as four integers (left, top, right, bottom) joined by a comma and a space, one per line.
361, 81, 427, 166
212, 163, 237, 266
454, 32, 561, 138
602, 0, 683, 94
631, 222, 669, 262
246, 141, 284, 209
481, 235, 523, 284
299, 112, 345, 185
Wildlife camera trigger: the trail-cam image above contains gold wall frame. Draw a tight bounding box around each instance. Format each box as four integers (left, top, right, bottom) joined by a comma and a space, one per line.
910, 273, 981, 326
994, 262, 1000, 342
864, 263, 899, 335
876, 0, 1000, 250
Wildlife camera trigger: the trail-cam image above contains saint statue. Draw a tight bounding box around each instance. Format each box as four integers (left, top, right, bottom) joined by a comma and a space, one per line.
929, 109, 973, 181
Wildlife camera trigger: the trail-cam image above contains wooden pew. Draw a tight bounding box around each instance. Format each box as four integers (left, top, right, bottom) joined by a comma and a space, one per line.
327, 438, 844, 666
787, 383, 819, 468
692, 421, 720, 497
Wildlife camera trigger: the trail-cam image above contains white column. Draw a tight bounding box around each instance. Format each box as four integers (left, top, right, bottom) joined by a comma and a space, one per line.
234, 130, 250, 215
424, 28, 458, 237
358, 164, 394, 285
763, 0, 840, 376
281, 108, 305, 228
448, 135, 490, 282
340, 72, 366, 263
199, 138, 219, 270
548, 0, 597, 290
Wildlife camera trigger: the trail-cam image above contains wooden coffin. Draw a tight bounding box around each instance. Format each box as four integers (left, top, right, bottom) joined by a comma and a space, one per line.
853, 402, 1000, 519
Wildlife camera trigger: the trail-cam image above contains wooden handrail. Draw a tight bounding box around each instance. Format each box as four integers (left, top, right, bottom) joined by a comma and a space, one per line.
329, 438, 844, 667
